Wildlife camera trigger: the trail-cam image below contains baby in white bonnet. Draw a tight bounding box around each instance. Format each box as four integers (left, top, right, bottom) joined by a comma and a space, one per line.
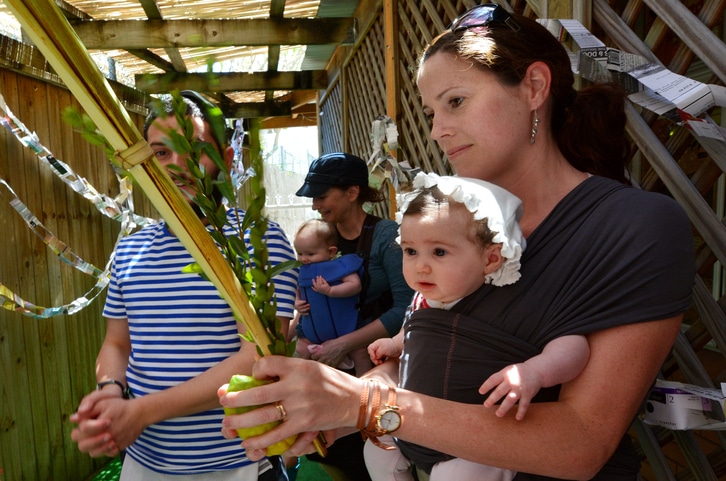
364, 173, 590, 481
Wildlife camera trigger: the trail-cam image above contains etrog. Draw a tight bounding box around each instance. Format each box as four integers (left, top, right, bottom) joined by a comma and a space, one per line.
224, 374, 297, 456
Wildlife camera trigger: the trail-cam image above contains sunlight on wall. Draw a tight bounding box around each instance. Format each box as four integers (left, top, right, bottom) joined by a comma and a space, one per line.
262, 126, 320, 242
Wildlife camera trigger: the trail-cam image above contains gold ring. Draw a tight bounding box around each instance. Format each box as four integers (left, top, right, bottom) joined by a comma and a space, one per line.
275, 401, 287, 422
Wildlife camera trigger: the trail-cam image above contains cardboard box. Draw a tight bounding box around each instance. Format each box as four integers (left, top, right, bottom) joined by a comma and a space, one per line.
643, 380, 726, 430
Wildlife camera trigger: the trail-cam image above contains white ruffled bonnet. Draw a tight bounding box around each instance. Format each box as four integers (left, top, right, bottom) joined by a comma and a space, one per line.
396, 172, 526, 287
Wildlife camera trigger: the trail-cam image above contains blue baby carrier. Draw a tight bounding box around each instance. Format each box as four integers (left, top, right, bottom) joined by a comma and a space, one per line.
298, 254, 364, 344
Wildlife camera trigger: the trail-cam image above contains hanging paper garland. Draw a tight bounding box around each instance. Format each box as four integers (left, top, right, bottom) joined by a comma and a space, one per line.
0, 94, 154, 318
0, 179, 114, 318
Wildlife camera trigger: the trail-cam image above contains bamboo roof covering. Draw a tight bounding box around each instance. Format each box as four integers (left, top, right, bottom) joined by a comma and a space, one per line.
0, 0, 360, 124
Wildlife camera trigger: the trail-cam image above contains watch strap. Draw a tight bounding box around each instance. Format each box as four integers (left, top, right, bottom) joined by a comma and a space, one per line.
96, 379, 129, 399
357, 380, 372, 431
359, 381, 398, 450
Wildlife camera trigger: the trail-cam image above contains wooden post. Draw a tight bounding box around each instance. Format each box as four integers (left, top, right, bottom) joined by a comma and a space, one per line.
384, 0, 399, 218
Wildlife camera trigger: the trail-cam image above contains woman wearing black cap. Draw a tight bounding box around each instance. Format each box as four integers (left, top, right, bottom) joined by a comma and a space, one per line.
293, 152, 414, 481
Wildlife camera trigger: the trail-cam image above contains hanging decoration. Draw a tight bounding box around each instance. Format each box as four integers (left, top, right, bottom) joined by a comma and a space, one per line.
0, 179, 112, 317
368, 115, 418, 217
0, 95, 153, 317
0, 95, 154, 226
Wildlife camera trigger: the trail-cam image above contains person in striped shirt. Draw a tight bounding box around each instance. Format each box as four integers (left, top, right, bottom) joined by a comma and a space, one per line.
70, 91, 297, 481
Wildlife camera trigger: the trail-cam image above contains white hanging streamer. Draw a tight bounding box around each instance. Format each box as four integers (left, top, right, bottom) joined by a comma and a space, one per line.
0, 180, 116, 317
368, 115, 417, 194
0, 94, 153, 317
0, 94, 154, 226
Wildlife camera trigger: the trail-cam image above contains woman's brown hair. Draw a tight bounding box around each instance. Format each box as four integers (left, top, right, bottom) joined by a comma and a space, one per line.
418, 14, 630, 184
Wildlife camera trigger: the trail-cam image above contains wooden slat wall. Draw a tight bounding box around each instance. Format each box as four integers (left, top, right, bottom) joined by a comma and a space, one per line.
0, 67, 153, 481
345, 10, 388, 159
320, 0, 726, 479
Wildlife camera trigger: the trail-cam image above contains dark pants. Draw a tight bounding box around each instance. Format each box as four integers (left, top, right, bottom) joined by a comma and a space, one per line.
259, 455, 289, 481
306, 432, 372, 481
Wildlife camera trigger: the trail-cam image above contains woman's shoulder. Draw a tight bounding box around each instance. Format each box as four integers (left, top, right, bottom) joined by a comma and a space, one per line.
372, 217, 399, 235
371, 217, 402, 250
590, 176, 688, 224
572, 177, 692, 258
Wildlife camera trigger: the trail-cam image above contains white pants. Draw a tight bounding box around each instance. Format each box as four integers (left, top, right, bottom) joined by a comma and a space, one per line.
364, 436, 515, 481
120, 454, 262, 481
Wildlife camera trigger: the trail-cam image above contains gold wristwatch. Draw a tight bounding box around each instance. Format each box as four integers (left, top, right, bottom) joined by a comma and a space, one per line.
375, 385, 402, 434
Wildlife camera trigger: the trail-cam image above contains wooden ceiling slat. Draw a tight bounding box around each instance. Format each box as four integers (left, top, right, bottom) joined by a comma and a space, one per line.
70, 18, 356, 50
135, 69, 328, 93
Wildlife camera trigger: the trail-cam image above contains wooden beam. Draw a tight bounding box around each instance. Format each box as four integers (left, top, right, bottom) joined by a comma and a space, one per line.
126, 48, 176, 72
284, 90, 317, 109
266, 0, 285, 103
53, 0, 90, 19
70, 18, 356, 49
222, 101, 292, 118
135, 70, 328, 93
136, 0, 186, 72
642, 0, 726, 84
291, 103, 317, 116
384, 0, 398, 122
384, 0, 399, 218
260, 115, 317, 129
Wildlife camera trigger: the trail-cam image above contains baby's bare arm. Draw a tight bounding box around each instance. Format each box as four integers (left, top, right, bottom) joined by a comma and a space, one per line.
312, 272, 362, 297
479, 335, 590, 420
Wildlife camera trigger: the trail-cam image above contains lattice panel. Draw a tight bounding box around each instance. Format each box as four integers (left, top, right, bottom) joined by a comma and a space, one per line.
395, 0, 470, 176
319, 79, 343, 154
590, 2, 726, 480
345, 11, 388, 160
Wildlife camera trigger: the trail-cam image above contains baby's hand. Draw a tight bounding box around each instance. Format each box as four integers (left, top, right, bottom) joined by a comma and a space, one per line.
367, 338, 401, 365
479, 363, 544, 421
311, 276, 331, 295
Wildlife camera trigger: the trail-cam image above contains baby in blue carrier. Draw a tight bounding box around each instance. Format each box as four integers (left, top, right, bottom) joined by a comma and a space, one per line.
292, 219, 373, 375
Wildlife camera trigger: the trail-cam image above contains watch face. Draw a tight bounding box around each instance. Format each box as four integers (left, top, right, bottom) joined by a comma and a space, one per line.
378, 409, 401, 433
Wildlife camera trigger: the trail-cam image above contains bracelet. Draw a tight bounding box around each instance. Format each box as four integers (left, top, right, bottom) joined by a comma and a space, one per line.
359, 381, 400, 450
359, 380, 381, 440
96, 379, 129, 399
357, 380, 372, 432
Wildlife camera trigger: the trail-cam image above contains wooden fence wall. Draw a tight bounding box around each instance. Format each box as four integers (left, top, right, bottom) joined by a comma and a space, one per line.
320, 0, 726, 479
0, 37, 154, 479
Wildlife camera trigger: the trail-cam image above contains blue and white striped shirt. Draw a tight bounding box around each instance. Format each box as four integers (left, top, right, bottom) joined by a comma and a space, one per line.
103, 209, 297, 475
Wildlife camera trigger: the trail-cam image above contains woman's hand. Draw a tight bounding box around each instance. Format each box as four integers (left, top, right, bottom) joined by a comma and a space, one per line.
294, 298, 310, 314
310, 336, 349, 367
219, 356, 363, 457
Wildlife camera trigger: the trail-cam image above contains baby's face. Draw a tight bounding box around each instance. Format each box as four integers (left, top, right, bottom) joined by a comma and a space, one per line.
294, 233, 332, 264
399, 207, 491, 303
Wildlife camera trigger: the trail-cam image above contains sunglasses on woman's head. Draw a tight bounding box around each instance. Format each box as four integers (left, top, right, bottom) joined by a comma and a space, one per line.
449, 3, 521, 33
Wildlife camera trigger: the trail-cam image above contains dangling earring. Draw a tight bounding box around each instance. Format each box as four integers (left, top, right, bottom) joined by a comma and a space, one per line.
529, 110, 539, 145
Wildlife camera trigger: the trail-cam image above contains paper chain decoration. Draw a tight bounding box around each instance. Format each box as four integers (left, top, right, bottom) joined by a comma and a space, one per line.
0, 94, 154, 318
541, 19, 726, 140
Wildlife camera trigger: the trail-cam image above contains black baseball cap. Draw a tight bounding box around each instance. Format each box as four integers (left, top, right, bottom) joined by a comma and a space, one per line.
296, 152, 369, 198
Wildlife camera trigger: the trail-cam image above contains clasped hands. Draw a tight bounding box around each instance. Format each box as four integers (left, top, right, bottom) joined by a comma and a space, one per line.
69, 390, 145, 458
